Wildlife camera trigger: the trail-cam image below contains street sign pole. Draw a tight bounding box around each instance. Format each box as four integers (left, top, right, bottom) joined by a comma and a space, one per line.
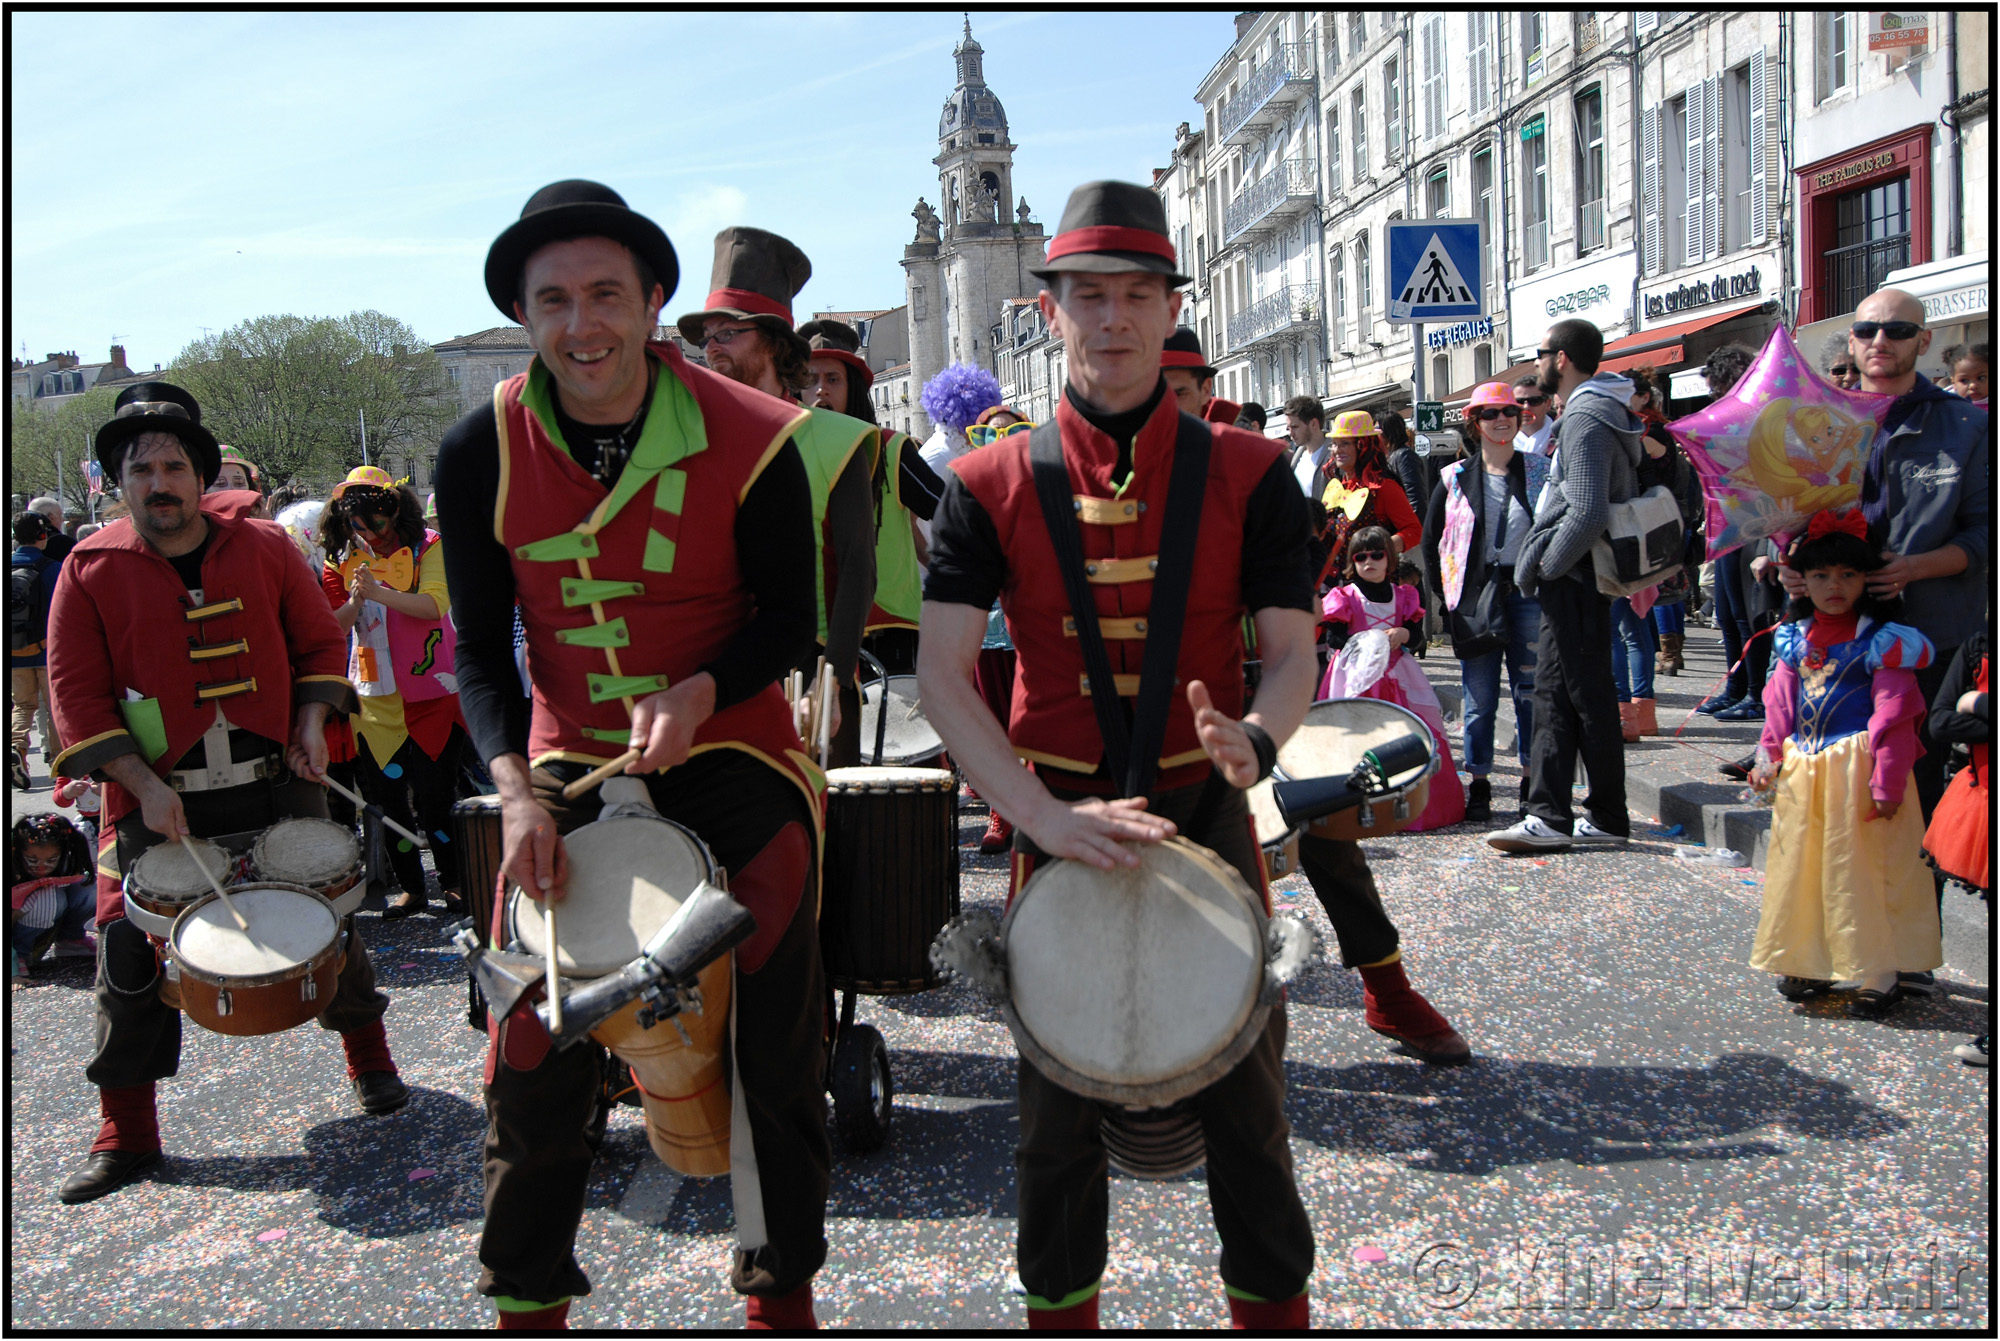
1412, 323, 1424, 406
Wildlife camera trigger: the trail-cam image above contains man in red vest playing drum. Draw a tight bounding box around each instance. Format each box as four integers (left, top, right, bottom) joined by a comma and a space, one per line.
433, 181, 829, 1331
919, 180, 1321, 1330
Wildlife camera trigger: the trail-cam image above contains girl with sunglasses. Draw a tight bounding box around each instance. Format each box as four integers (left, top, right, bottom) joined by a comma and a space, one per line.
1316, 411, 1422, 586
10, 812, 97, 977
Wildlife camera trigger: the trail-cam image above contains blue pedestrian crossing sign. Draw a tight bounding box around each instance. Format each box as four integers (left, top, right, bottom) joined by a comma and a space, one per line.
1385, 219, 1486, 323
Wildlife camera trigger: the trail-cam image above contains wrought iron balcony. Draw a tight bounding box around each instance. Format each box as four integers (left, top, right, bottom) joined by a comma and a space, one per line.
1228, 282, 1322, 349
1223, 158, 1318, 245
1218, 43, 1314, 146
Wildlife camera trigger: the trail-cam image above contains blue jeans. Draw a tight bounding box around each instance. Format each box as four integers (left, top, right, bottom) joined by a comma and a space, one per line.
1650, 601, 1684, 638
1458, 586, 1540, 775
14, 875, 94, 943
1712, 550, 1753, 700
1610, 597, 1657, 700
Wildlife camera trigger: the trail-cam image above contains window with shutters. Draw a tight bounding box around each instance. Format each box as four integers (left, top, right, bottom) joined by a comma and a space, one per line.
1324, 20, 1341, 74
1723, 64, 1751, 253
1640, 105, 1662, 274
1523, 13, 1544, 84
1473, 147, 1495, 295
1352, 86, 1369, 180
1325, 103, 1342, 192
1432, 354, 1450, 392
1475, 344, 1495, 382
1748, 48, 1770, 245
1815, 13, 1850, 101
1421, 17, 1447, 140
1702, 75, 1722, 263
1468, 15, 1493, 115
1634, 12, 1660, 35
1681, 82, 1706, 267
1523, 121, 1550, 271
1663, 94, 1687, 269
1575, 87, 1606, 253
1350, 13, 1367, 59
1330, 244, 1346, 341
1385, 56, 1404, 158
1428, 168, 1450, 218
1356, 234, 1372, 337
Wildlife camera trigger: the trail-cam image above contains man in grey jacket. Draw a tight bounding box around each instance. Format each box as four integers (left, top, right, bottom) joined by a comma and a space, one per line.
1488, 319, 1643, 853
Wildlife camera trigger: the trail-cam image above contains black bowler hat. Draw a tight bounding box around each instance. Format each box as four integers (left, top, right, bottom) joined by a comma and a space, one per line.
675, 227, 813, 357
797, 317, 873, 389
1161, 328, 1216, 380
484, 180, 680, 320
1028, 179, 1189, 287
93, 381, 220, 486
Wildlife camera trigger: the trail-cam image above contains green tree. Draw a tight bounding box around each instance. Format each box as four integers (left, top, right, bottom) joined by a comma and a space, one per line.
8, 385, 121, 510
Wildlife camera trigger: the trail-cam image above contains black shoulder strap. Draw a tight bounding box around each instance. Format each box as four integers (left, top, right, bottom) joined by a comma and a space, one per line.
1029, 411, 1213, 798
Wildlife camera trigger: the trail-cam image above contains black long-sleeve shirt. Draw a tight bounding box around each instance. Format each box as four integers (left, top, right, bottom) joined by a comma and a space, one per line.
432, 403, 815, 765
1928, 632, 1989, 747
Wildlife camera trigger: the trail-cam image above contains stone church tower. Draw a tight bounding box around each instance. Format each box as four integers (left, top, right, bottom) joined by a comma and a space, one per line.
901, 19, 1046, 438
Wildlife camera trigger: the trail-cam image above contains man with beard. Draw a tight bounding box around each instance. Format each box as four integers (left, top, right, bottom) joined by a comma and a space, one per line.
434, 182, 830, 1329
676, 229, 878, 762
47, 381, 396, 1206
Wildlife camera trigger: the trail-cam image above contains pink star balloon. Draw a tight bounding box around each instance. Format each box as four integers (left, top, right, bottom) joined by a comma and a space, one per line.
1667, 326, 1892, 560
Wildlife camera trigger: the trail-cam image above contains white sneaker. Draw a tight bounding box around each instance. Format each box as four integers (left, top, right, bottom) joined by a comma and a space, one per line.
1485, 816, 1572, 853
1953, 1037, 1989, 1066
1572, 818, 1628, 846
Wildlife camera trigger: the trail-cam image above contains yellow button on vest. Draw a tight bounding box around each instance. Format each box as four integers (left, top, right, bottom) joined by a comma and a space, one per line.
1078, 673, 1143, 696
1062, 617, 1148, 639
1082, 555, 1159, 584
1073, 496, 1140, 525
188, 639, 250, 662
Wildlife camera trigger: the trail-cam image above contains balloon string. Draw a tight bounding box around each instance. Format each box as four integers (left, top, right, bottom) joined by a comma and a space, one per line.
1662, 623, 1779, 769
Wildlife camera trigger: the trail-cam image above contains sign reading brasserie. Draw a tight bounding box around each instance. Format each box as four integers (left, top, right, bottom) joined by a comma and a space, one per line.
1645, 264, 1762, 320
1813, 151, 1897, 191
1424, 316, 1494, 350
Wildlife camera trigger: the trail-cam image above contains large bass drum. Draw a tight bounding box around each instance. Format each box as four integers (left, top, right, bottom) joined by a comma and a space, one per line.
1276, 698, 1439, 841
819, 766, 959, 994
507, 810, 732, 1178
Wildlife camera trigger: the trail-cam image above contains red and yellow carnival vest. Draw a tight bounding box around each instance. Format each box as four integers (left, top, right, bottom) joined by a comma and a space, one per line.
950, 392, 1279, 786
493, 342, 821, 814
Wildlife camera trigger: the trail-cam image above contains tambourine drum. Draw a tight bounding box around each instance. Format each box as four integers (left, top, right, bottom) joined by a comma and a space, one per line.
857, 676, 944, 765
452, 795, 505, 947
124, 838, 236, 939
820, 767, 959, 993
251, 818, 365, 915
1276, 698, 1439, 842
1245, 778, 1300, 881
169, 883, 343, 1036
508, 812, 733, 1178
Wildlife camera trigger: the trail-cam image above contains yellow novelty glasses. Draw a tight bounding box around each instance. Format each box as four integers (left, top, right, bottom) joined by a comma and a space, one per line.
966, 419, 1036, 447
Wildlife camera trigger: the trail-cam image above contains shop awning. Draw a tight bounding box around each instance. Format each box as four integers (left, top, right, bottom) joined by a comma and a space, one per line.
1880, 250, 1989, 323
1443, 359, 1541, 406
1323, 380, 1411, 416
1597, 302, 1769, 373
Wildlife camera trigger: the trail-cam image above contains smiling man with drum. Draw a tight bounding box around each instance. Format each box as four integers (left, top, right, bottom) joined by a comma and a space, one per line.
47, 382, 398, 1206
433, 181, 830, 1332
919, 181, 1321, 1330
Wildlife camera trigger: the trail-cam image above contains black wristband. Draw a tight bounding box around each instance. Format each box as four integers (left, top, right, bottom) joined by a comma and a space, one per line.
1241, 720, 1278, 783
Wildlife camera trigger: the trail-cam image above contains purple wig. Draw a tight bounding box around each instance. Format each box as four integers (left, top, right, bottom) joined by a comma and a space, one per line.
921, 362, 1004, 435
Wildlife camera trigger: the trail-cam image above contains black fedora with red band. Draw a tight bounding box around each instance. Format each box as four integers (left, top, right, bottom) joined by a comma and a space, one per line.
484, 179, 679, 320
1160, 328, 1216, 380
675, 227, 812, 355
1029, 180, 1189, 287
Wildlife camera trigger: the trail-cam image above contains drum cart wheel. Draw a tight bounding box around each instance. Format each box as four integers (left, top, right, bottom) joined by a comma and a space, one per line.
829, 991, 894, 1152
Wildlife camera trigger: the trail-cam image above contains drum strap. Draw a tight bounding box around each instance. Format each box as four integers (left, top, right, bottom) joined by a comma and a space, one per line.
1029, 412, 1212, 799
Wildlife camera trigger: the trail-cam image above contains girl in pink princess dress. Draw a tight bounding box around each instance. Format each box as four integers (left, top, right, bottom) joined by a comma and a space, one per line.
1319, 526, 1466, 831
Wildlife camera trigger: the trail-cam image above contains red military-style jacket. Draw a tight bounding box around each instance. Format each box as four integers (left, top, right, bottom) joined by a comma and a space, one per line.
949, 390, 1281, 790
48, 507, 358, 922
1202, 396, 1243, 426
492, 340, 821, 818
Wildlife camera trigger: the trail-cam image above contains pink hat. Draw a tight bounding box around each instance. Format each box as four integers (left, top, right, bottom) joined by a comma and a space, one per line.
1467, 382, 1519, 409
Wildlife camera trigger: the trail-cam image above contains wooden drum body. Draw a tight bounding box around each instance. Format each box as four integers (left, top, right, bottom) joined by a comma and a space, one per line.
508, 812, 733, 1178
1276, 698, 1439, 842
452, 795, 505, 947
251, 818, 365, 916
820, 766, 959, 994
1246, 778, 1300, 881
169, 883, 344, 1036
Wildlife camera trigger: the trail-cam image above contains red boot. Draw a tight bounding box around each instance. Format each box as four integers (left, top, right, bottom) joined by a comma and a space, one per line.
1027, 1284, 1098, 1331
495, 1298, 570, 1330
1358, 957, 1470, 1065
978, 810, 1014, 854
1227, 1289, 1309, 1330
745, 1282, 817, 1331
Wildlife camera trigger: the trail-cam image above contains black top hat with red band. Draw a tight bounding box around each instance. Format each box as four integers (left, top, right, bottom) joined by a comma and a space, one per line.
93, 380, 221, 486
1161, 328, 1216, 381
797, 318, 873, 389
1028, 180, 1189, 287
675, 227, 813, 357
484, 179, 679, 320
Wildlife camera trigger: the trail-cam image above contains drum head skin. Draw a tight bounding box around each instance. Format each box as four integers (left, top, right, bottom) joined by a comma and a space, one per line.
130, 838, 232, 899
173, 885, 339, 979
512, 816, 709, 977
857, 676, 943, 763
1003, 838, 1268, 1107
1277, 698, 1434, 788
254, 818, 360, 885
825, 766, 955, 793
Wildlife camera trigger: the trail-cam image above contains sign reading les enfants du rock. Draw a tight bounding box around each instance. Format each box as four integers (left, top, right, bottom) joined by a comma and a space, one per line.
1644, 264, 1762, 321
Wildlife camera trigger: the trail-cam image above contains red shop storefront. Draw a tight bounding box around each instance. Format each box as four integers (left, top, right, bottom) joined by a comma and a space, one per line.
1794, 125, 1934, 325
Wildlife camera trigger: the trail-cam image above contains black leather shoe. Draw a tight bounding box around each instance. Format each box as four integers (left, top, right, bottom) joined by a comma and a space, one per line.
1463, 777, 1493, 824
353, 1069, 410, 1115
381, 888, 425, 920
58, 1148, 161, 1204
1718, 753, 1754, 782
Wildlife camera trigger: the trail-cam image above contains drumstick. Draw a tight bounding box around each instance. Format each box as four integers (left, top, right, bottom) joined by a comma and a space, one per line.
560, 748, 644, 801
321, 772, 428, 848
542, 900, 563, 1032
815, 660, 835, 766
178, 835, 250, 932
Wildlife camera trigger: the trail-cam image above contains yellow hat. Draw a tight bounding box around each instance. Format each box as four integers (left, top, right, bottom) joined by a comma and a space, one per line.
1329, 410, 1378, 439
330, 464, 398, 500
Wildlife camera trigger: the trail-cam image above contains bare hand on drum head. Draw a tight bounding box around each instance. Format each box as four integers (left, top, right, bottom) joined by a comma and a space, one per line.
502, 793, 570, 901
1186, 680, 1258, 788
628, 674, 718, 774
1026, 795, 1176, 871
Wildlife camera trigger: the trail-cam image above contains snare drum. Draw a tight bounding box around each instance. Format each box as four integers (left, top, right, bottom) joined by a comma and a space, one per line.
251, 818, 364, 915
124, 838, 235, 939
508, 811, 733, 1178
820, 767, 959, 994
1246, 778, 1300, 881
857, 675, 944, 765
1275, 698, 1439, 842
169, 883, 344, 1036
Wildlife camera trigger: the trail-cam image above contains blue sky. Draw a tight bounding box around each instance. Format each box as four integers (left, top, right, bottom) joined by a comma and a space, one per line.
10, 10, 1235, 370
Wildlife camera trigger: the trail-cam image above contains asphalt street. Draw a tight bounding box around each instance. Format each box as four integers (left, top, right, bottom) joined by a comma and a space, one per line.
7, 694, 1990, 1330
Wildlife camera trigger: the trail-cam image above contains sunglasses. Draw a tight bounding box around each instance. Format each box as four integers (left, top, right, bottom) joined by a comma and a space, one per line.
702, 326, 759, 347
1851, 320, 1922, 341
1828, 364, 1858, 377
966, 420, 1035, 446
1515, 393, 1550, 407
1473, 406, 1523, 422
1350, 550, 1388, 564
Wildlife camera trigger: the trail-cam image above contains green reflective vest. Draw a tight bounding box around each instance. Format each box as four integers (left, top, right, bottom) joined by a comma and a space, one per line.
868, 430, 925, 630
792, 406, 879, 645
